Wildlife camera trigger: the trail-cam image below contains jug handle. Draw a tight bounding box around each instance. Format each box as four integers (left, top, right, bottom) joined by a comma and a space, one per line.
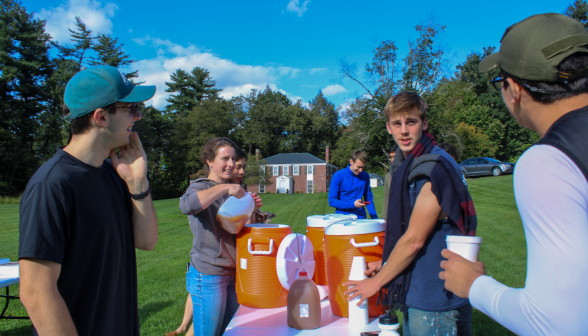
248, 238, 274, 255
350, 236, 379, 248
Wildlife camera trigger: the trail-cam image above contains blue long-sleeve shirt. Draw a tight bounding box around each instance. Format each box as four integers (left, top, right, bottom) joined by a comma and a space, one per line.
328, 165, 378, 219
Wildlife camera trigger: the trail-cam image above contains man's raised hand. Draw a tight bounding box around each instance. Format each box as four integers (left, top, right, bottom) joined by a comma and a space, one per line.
110, 131, 149, 195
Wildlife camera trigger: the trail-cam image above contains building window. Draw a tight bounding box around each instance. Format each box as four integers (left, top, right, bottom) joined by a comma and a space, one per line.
293, 165, 299, 175
272, 166, 278, 176
307, 180, 313, 193
259, 184, 265, 193
307, 165, 313, 175
283, 166, 289, 175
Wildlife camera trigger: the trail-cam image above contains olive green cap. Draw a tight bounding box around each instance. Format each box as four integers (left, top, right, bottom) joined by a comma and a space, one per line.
480, 13, 588, 83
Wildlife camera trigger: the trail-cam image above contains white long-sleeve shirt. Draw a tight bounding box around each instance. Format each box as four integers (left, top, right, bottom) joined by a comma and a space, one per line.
469, 145, 588, 335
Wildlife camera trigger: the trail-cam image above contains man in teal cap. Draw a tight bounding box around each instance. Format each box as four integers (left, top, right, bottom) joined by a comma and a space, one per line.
440, 13, 588, 335
18, 65, 159, 335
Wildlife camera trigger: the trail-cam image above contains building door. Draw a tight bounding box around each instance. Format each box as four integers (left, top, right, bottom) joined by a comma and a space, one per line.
279, 179, 287, 193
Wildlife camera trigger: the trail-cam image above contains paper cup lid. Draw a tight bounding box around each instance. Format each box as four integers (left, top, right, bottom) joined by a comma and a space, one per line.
445, 235, 482, 244
276, 233, 315, 290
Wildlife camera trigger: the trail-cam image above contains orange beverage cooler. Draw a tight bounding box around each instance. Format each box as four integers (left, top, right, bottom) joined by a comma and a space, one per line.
236, 224, 292, 308
306, 214, 357, 285
324, 219, 387, 317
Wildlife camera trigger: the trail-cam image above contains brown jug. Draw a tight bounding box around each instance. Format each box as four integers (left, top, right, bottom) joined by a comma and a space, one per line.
287, 271, 321, 330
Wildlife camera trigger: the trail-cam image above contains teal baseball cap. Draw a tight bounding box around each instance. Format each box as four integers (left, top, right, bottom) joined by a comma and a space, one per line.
64, 65, 156, 119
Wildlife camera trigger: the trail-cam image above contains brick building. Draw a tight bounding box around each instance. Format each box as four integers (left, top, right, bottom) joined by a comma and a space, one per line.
250, 151, 339, 194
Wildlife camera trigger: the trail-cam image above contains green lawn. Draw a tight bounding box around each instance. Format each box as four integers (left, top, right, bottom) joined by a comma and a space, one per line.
0, 175, 523, 335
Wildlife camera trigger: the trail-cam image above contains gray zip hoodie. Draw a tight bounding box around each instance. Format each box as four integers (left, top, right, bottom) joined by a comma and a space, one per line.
179, 178, 236, 276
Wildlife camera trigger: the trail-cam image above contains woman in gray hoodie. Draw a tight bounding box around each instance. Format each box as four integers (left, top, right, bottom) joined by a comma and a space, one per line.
178, 137, 247, 336
168, 143, 264, 336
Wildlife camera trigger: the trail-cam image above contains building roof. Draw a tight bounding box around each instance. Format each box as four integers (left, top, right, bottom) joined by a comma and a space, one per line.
264, 153, 328, 165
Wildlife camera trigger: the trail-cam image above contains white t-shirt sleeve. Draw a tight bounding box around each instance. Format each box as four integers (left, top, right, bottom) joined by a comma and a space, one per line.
469, 145, 588, 336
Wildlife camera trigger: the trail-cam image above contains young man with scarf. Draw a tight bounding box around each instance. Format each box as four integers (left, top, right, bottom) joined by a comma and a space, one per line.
344, 91, 476, 335
440, 13, 588, 335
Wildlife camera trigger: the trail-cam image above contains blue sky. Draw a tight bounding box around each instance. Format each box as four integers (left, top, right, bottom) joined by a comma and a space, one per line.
25, 0, 567, 110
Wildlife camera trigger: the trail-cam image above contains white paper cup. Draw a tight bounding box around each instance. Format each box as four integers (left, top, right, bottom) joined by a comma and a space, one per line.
445, 235, 482, 262
349, 256, 367, 281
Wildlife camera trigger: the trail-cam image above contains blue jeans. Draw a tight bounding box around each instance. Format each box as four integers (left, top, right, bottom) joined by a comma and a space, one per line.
187, 265, 240, 336
403, 303, 472, 336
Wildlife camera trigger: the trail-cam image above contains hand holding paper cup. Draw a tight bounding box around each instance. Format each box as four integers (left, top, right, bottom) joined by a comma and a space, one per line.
445, 235, 482, 262
348, 256, 369, 327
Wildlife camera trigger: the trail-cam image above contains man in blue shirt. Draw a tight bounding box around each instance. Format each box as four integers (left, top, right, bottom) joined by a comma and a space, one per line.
328, 150, 378, 219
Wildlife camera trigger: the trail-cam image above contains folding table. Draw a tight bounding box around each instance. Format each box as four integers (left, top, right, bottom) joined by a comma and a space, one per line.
225, 298, 380, 336
0, 259, 29, 321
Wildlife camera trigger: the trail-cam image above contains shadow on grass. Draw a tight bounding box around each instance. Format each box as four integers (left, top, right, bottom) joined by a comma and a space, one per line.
472, 309, 515, 336
0, 324, 33, 336
139, 299, 174, 325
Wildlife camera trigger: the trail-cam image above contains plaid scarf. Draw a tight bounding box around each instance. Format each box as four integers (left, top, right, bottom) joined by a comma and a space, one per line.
379, 130, 477, 313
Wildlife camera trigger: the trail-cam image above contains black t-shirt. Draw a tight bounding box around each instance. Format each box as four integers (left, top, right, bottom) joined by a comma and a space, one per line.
19, 148, 139, 336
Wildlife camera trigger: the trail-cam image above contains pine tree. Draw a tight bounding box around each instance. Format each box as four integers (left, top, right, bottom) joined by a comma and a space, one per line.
564, 0, 588, 28
165, 67, 222, 116
0, 0, 52, 195
52, 16, 94, 71
91, 33, 138, 80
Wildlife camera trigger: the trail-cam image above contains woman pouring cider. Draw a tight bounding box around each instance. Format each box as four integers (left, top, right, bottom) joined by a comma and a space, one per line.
179, 137, 260, 336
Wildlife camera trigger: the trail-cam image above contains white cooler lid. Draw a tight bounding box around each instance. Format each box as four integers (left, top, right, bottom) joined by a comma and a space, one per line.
324, 218, 386, 235
306, 213, 358, 227
244, 223, 290, 229
276, 233, 316, 290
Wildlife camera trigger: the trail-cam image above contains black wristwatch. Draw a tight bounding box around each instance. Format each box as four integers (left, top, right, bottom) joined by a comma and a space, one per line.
131, 184, 151, 200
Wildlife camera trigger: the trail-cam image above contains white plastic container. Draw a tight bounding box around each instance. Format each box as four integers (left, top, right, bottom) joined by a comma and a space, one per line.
445, 235, 483, 262
217, 193, 255, 234
348, 256, 369, 327
378, 310, 400, 336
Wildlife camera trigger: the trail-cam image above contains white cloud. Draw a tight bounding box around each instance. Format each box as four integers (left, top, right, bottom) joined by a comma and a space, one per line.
131, 37, 302, 109
286, 0, 310, 17
338, 98, 354, 111
322, 84, 347, 96
309, 67, 328, 75
39, 0, 118, 43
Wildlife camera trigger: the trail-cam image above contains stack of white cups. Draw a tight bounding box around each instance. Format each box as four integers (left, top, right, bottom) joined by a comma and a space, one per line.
348, 256, 369, 327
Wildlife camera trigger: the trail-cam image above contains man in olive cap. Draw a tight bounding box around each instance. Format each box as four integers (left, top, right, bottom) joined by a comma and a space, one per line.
18, 66, 159, 335
440, 13, 588, 335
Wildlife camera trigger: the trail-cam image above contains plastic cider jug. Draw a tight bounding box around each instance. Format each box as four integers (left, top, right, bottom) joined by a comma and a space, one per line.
216, 192, 255, 234
287, 271, 321, 330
